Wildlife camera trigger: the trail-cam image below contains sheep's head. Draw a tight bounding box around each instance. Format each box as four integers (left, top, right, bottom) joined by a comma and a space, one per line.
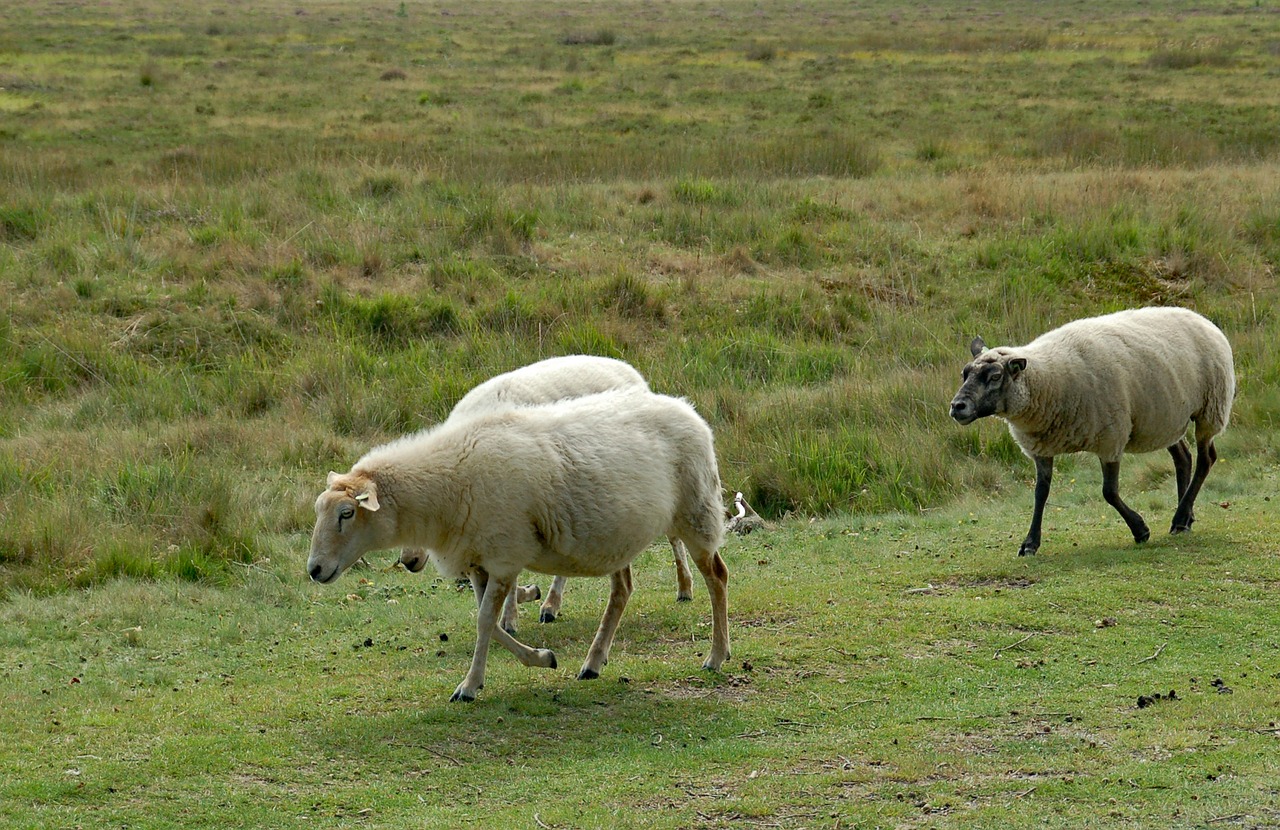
307, 471, 387, 584
399, 548, 429, 573
949, 336, 1027, 426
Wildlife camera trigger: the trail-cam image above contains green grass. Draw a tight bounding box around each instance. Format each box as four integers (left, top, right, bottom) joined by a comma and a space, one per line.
3, 483, 1279, 828
2, 0, 1280, 822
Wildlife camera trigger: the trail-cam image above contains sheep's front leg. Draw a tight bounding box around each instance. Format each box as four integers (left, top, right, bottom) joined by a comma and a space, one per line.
670, 537, 694, 602
499, 584, 541, 635
452, 576, 512, 703
1019, 455, 1054, 556
489, 625, 557, 670
578, 567, 633, 680
1101, 460, 1150, 544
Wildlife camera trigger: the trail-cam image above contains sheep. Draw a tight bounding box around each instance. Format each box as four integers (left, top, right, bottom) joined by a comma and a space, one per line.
307, 388, 730, 702
397, 355, 695, 630
948, 306, 1234, 557
727, 492, 767, 535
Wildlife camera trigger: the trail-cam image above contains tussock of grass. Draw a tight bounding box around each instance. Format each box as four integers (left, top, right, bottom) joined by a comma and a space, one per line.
560, 29, 617, 47
1147, 42, 1238, 70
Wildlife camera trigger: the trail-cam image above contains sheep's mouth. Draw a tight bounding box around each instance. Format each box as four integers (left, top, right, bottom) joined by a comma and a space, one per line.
309, 563, 340, 584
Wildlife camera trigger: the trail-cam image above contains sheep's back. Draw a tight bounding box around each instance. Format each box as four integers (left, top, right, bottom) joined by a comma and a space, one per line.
449, 355, 648, 422
1017, 307, 1232, 459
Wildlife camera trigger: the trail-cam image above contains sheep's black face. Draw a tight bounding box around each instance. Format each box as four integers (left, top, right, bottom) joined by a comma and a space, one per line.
950, 352, 1025, 425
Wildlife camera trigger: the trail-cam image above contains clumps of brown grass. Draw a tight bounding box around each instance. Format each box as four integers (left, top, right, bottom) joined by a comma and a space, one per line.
379, 68, 407, 81
719, 246, 759, 276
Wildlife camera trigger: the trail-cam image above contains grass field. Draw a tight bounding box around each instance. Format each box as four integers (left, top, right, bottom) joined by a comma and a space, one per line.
4, 493, 1280, 828
2, 0, 1280, 825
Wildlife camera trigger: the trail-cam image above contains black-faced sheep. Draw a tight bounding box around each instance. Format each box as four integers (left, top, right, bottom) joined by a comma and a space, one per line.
949, 306, 1234, 556
397, 355, 696, 630
307, 388, 730, 702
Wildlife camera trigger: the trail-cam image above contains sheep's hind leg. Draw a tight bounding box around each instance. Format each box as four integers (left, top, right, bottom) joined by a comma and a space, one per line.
539, 576, 568, 623
688, 543, 730, 671
1171, 436, 1218, 534
578, 567, 633, 680
1168, 439, 1192, 503
1101, 460, 1150, 544
670, 537, 694, 602
452, 575, 513, 702
1019, 456, 1054, 556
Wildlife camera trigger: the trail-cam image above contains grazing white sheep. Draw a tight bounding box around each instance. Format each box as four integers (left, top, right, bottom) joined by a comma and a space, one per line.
949, 306, 1234, 556
397, 355, 695, 629
308, 388, 730, 702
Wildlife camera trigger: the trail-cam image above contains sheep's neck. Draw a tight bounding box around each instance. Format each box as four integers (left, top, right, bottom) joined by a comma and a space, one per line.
999, 377, 1040, 430
379, 464, 460, 553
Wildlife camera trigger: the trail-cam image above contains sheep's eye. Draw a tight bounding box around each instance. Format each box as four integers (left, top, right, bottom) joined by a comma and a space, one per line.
338, 505, 356, 522
989, 369, 1003, 382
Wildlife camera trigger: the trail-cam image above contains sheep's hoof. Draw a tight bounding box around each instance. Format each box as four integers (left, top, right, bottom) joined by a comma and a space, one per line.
450, 688, 476, 703
502, 625, 517, 636
578, 668, 600, 681
1017, 542, 1039, 557
1134, 527, 1151, 544
539, 610, 558, 624
676, 592, 693, 603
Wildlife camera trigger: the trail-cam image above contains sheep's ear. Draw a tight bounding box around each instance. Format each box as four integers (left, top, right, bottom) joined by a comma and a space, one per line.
327, 471, 342, 488
969, 336, 987, 357
354, 482, 380, 512
1006, 357, 1027, 378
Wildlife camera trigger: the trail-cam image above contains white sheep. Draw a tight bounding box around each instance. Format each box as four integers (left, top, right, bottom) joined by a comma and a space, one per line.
397, 355, 695, 629
307, 388, 730, 702
949, 306, 1234, 556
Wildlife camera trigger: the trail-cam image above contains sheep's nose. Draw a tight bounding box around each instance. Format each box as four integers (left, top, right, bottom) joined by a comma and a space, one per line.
309, 564, 324, 582
949, 399, 970, 420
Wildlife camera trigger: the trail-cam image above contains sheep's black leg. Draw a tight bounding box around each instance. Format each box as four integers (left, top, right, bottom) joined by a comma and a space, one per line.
1171, 437, 1217, 534
1101, 460, 1149, 544
1019, 455, 1054, 556
1168, 439, 1192, 503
